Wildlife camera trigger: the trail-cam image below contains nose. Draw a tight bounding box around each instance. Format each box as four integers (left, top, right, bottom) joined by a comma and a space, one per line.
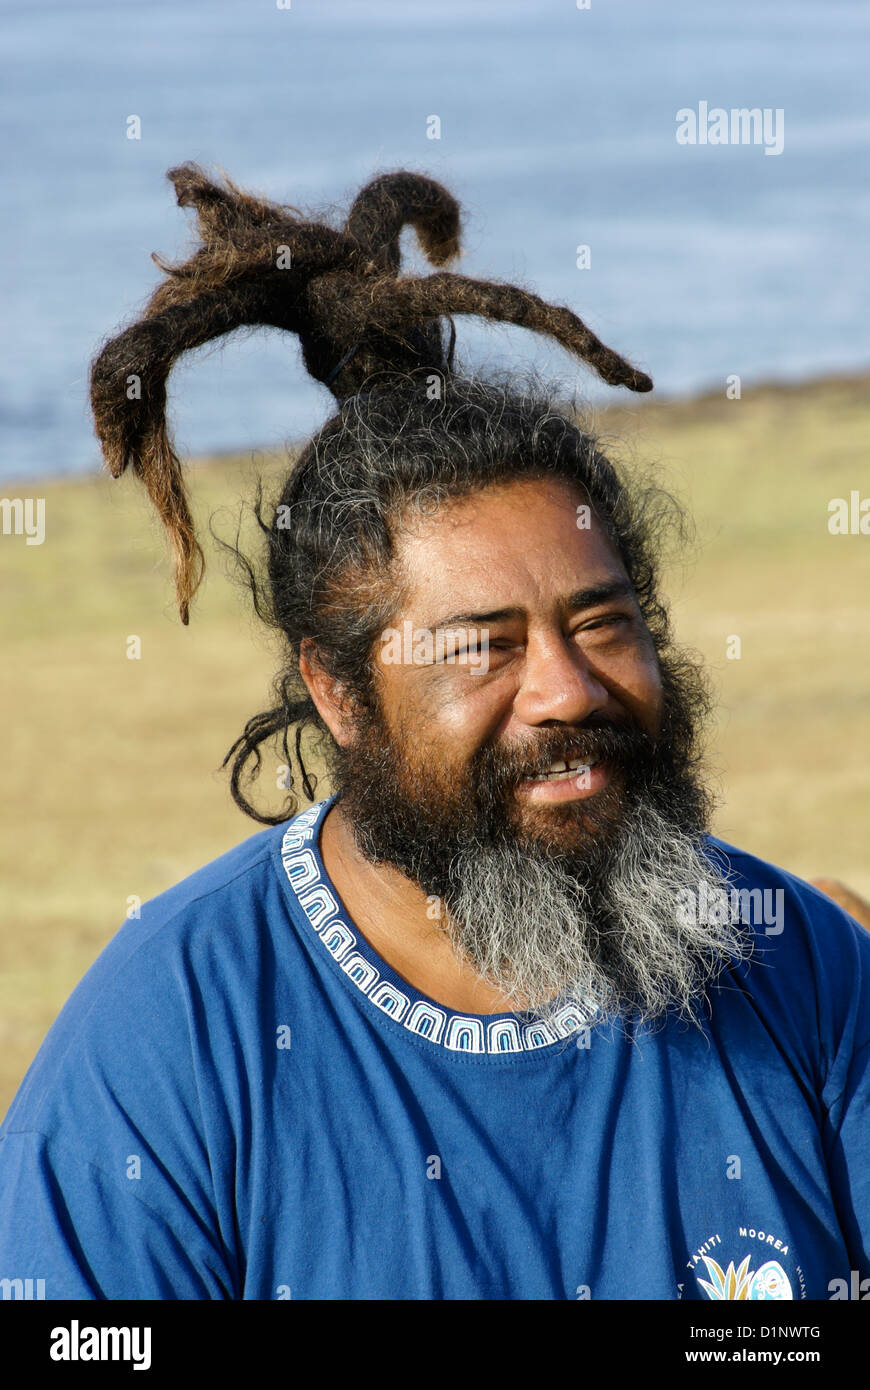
511, 630, 611, 727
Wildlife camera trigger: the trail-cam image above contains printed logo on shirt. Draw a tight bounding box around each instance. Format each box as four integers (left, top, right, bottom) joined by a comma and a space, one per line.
682, 1225, 806, 1300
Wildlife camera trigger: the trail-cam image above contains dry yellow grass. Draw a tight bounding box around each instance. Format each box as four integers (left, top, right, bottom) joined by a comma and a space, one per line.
1, 371, 868, 1113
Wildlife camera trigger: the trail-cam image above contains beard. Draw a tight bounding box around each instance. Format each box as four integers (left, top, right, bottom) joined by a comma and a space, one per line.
328, 650, 751, 1034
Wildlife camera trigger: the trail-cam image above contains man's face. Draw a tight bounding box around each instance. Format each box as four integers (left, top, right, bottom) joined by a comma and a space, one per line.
372, 476, 664, 849
331, 477, 743, 1026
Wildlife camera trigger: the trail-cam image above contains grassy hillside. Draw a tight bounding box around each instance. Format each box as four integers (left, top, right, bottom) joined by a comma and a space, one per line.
1, 370, 869, 1111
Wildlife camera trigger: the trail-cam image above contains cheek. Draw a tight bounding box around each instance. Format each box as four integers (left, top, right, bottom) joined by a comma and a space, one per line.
621, 652, 664, 733
403, 672, 514, 752
580, 631, 662, 729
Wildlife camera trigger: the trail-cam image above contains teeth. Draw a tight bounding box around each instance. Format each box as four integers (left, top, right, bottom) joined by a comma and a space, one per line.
528, 757, 600, 783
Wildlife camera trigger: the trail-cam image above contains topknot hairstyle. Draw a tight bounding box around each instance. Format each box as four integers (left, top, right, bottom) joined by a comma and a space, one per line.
89, 164, 652, 622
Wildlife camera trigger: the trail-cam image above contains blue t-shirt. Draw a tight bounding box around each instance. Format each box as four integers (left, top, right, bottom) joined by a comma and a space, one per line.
1, 795, 868, 1301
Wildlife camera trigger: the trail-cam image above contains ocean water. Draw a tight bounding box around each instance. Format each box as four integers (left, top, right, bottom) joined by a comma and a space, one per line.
2, 0, 868, 483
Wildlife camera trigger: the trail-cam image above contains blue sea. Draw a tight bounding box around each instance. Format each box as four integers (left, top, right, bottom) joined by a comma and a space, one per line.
2, 0, 869, 483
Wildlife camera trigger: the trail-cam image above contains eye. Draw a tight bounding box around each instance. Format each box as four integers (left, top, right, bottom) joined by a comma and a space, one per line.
448, 640, 511, 663
579, 613, 631, 632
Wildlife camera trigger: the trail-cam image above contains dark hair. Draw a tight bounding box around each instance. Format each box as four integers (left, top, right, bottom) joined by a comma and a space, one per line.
222, 374, 689, 822
89, 164, 665, 823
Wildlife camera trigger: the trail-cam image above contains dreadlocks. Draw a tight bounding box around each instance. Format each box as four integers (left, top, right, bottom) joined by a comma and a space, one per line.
89, 164, 665, 822
90, 164, 651, 623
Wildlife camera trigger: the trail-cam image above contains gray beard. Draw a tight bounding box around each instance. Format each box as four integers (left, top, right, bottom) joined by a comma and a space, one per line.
436, 798, 751, 1034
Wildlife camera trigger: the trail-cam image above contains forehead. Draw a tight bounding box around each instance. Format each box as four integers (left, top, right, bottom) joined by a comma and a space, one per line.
391, 477, 631, 617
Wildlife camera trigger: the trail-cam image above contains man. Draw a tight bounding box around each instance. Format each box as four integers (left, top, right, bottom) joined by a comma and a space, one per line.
1, 372, 868, 1301
1, 166, 868, 1301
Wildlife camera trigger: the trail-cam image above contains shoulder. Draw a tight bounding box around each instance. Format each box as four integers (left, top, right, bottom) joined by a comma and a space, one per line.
703, 836, 870, 1089
91, 817, 291, 974
706, 834, 870, 960
129, 819, 285, 940
1, 819, 292, 1140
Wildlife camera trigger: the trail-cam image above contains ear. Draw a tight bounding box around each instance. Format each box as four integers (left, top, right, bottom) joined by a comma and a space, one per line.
299, 640, 357, 746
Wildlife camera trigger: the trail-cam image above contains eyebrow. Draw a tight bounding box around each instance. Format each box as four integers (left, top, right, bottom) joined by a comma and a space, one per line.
429, 580, 637, 631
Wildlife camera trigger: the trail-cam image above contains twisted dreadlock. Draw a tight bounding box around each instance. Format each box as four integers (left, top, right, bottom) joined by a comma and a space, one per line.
89, 163, 651, 624
90, 165, 673, 824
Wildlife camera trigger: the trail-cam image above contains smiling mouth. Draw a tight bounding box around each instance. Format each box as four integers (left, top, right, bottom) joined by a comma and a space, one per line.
522, 757, 600, 784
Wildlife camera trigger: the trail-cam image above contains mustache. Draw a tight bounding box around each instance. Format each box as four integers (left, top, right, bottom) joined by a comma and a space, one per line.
477, 717, 656, 785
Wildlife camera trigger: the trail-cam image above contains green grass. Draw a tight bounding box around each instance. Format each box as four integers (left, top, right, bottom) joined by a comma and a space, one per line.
1, 370, 869, 1112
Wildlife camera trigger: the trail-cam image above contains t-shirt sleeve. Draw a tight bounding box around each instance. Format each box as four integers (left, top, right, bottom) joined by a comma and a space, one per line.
823, 1035, 870, 1276
714, 845, 870, 1277
0, 903, 241, 1300
809, 890, 870, 1275
0, 1128, 232, 1299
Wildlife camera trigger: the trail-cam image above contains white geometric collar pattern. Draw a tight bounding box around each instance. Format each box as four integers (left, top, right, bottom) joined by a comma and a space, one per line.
279, 800, 591, 1054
